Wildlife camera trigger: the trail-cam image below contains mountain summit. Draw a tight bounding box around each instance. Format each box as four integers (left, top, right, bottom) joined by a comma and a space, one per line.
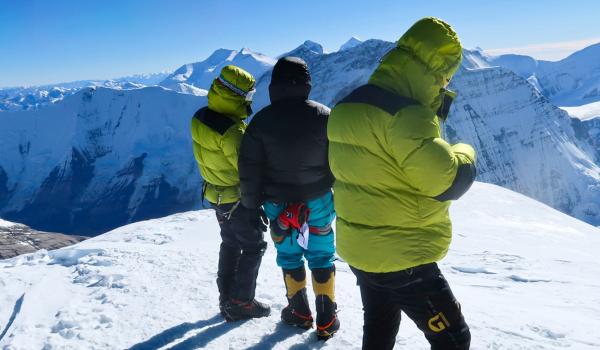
339, 36, 363, 51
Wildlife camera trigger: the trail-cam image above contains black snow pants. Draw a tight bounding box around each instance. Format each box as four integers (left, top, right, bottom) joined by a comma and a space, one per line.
351, 263, 470, 350
213, 202, 267, 303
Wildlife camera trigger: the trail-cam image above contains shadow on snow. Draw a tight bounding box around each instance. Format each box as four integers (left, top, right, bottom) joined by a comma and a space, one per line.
127, 315, 328, 350
128, 314, 245, 350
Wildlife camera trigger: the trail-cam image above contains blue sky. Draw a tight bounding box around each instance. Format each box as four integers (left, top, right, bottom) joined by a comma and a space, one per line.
1, 0, 599, 87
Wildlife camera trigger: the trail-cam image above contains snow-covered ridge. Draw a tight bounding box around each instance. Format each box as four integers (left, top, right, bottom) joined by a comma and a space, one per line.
0, 72, 171, 112
1, 183, 598, 349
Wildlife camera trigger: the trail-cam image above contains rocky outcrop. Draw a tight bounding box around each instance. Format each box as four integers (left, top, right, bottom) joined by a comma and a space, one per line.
0, 222, 86, 259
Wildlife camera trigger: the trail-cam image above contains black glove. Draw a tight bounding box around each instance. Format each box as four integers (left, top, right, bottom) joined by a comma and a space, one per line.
239, 205, 269, 232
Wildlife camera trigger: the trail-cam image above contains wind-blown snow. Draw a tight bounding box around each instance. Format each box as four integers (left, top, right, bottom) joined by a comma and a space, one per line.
1, 183, 598, 349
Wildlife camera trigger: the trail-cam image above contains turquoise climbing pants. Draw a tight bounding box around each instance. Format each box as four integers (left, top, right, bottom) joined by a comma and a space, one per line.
263, 191, 336, 270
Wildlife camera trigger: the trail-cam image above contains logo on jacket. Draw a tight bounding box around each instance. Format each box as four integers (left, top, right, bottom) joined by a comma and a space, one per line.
428, 312, 451, 332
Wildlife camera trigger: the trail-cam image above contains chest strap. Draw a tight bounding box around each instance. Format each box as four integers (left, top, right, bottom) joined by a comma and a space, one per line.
336, 84, 419, 115
194, 107, 235, 135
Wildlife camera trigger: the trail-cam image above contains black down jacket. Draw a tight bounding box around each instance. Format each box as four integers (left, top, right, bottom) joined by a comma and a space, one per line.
239, 57, 334, 209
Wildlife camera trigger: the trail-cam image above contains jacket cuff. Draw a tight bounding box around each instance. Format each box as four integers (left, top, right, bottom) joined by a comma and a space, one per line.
433, 163, 477, 201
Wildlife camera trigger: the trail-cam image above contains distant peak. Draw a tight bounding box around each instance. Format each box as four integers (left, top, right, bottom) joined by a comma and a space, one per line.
239, 47, 253, 55
301, 40, 324, 54
339, 36, 363, 51
205, 48, 238, 62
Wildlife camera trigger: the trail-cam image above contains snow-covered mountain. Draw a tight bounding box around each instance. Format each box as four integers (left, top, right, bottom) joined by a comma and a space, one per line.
446, 66, 600, 225
464, 43, 600, 107
1, 182, 599, 349
2, 39, 600, 235
159, 48, 277, 91
0, 86, 207, 235
0, 72, 170, 112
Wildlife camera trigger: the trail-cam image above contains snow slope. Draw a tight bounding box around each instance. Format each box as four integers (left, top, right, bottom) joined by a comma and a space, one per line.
1, 182, 599, 349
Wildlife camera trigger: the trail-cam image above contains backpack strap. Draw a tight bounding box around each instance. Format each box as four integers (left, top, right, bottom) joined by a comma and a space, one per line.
336, 84, 420, 115
193, 107, 235, 135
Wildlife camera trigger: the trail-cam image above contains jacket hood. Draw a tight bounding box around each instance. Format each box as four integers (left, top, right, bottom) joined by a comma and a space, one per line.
269, 56, 311, 102
208, 65, 255, 119
369, 17, 462, 112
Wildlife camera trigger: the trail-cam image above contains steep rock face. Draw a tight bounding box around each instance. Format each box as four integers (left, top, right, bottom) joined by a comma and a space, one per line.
446, 66, 600, 225
0, 87, 207, 235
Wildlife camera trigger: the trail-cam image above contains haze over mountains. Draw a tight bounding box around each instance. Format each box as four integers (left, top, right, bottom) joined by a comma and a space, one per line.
1, 38, 599, 235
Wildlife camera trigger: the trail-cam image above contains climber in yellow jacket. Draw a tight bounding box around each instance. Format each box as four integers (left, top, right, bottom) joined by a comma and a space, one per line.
328, 18, 475, 349
190, 65, 270, 321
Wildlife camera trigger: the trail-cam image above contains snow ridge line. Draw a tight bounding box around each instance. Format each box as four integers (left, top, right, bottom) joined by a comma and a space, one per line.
0, 293, 24, 341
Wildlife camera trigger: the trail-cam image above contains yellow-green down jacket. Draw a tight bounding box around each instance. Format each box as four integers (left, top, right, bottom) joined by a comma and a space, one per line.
191, 65, 255, 205
327, 18, 477, 273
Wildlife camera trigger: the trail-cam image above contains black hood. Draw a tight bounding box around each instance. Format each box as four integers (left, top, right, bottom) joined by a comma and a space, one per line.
269, 56, 311, 102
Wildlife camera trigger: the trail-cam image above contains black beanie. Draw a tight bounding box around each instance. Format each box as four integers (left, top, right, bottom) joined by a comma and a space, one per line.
271, 56, 311, 86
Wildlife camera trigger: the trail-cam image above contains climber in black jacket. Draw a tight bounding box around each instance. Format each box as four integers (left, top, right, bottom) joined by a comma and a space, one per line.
239, 56, 339, 340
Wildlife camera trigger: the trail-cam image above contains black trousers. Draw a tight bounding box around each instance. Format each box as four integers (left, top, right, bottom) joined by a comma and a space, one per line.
213, 202, 267, 303
351, 263, 470, 350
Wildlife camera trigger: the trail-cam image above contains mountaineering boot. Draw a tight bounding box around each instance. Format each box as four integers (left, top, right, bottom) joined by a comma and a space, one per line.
312, 266, 340, 340
224, 299, 271, 321
281, 267, 314, 329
